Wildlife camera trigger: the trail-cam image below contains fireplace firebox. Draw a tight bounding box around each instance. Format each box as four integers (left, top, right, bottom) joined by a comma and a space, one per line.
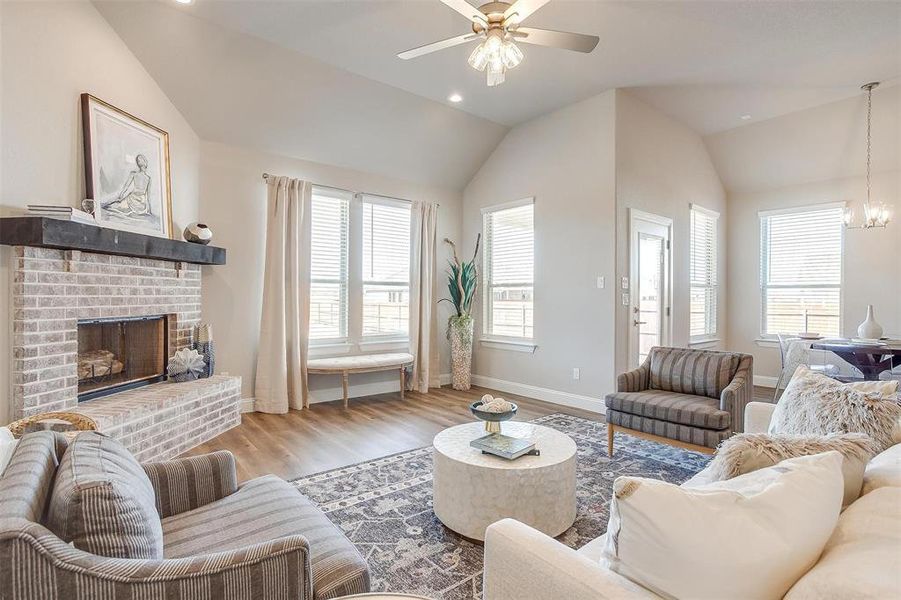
77, 315, 169, 402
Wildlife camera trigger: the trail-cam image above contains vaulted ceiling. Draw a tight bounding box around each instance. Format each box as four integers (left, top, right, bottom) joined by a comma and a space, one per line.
96, 0, 900, 189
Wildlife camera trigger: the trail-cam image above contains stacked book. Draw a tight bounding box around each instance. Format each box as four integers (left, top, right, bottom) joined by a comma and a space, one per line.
470, 433, 539, 460
28, 205, 95, 225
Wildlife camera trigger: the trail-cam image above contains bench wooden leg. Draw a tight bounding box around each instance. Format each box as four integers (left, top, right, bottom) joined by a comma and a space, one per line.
607, 425, 615, 457
399, 367, 405, 400
342, 372, 349, 409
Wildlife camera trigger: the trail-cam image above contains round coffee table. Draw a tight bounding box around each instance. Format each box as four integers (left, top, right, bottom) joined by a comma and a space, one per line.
432, 421, 577, 541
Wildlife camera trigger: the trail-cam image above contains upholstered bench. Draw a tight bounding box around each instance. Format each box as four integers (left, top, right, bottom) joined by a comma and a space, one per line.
307, 352, 414, 408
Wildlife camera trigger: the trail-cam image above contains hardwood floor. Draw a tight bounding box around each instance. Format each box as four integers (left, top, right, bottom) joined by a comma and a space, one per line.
183, 384, 776, 482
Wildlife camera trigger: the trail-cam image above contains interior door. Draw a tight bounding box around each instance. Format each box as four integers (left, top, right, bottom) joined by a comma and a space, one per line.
629, 211, 672, 368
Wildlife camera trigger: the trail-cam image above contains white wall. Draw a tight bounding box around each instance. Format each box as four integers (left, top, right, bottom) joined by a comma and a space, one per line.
0, 0, 201, 424
706, 85, 901, 379
199, 141, 462, 403
614, 90, 727, 373
462, 92, 617, 412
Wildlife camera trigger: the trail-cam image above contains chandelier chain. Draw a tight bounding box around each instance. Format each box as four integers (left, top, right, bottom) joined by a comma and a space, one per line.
866, 84, 872, 206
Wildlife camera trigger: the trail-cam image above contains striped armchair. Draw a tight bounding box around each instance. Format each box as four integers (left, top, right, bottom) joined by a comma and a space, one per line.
606, 347, 754, 454
0, 432, 369, 600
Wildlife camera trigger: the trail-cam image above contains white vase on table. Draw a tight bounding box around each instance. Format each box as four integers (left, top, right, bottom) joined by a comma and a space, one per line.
857, 305, 883, 340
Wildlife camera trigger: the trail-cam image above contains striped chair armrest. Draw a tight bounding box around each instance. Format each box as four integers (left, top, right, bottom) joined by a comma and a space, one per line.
720, 354, 754, 434
1, 520, 313, 600
142, 451, 238, 518
617, 360, 650, 393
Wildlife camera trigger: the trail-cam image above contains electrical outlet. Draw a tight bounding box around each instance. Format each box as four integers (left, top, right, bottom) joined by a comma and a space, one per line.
621, 276, 629, 290
622, 293, 630, 306
572, 368, 580, 380
596, 276, 605, 289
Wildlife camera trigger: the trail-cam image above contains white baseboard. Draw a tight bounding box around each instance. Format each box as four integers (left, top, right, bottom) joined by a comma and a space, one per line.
240, 398, 255, 413
470, 374, 606, 414
754, 375, 778, 388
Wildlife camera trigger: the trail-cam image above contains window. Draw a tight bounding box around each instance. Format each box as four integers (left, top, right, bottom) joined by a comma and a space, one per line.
760, 203, 844, 337
483, 199, 534, 340
309, 188, 350, 340
309, 187, 411, 348
362, 196, 411, 337
689, 204, 718, 340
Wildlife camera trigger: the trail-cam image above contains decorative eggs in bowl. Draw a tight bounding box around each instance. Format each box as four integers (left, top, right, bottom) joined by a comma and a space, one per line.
470, 394, 518, 433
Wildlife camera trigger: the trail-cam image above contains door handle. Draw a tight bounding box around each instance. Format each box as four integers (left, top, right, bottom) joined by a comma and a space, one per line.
633, 320, 647, 326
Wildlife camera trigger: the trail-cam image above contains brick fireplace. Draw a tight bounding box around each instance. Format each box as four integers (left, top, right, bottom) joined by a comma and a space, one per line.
9, 245, 240, 461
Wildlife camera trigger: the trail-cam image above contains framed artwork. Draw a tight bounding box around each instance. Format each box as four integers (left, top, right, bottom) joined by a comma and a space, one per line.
81, 94, 173, 238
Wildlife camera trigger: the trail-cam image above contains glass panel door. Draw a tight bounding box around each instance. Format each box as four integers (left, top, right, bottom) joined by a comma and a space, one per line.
637, 233, 665, 365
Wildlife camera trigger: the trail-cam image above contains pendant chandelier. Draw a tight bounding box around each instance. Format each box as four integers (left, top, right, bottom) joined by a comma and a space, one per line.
843, 82, 891, 230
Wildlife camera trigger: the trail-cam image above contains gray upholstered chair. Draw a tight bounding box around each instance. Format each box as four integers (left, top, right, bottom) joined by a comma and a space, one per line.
606, 346, 754, 455
0, 431, 369, 600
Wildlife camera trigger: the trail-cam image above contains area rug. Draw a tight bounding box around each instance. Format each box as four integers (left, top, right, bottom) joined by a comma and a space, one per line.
291, 413, 710, 599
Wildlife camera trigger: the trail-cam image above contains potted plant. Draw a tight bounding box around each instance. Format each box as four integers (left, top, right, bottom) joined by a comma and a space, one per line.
441, 235, 480, 390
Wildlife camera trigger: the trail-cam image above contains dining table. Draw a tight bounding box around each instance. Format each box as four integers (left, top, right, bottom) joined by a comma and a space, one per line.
810, 339, 901, 381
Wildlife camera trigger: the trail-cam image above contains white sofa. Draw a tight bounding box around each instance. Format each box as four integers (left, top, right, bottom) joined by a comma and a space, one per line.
483, 401, 901, 600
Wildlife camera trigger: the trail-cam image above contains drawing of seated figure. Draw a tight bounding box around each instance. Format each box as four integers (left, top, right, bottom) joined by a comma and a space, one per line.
103, 154, 152, 216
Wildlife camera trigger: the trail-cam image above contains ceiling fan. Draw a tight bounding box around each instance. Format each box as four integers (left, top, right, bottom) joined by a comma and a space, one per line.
398, 0, 599, 87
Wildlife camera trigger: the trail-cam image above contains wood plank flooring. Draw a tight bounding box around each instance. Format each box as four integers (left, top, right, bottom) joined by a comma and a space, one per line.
183, 384, 775, 482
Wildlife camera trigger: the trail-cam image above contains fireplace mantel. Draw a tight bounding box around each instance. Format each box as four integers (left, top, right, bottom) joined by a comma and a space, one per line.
0, 217, 226, 265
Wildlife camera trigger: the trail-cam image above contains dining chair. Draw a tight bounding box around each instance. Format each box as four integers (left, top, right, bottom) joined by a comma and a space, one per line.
774, 334, 839, 400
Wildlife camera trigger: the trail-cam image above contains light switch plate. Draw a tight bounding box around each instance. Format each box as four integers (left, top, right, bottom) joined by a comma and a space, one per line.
621, 276, 629, 290
596, 276, 605, 289
622, 293, 630, 306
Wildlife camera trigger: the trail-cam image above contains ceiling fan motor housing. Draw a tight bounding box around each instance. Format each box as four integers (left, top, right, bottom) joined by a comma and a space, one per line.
472, 1, 515, 34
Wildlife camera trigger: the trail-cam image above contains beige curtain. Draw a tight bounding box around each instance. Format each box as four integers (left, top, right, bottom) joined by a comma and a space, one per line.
409, 201, 440, 393
254, 176, 311, 413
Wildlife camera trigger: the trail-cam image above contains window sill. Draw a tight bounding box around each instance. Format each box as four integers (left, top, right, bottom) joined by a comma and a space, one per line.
479, 338, 538, 353
359, 338, 409, 352
308, 342, 353, 358
755, 338, 779, 349
688, 338, 721, 349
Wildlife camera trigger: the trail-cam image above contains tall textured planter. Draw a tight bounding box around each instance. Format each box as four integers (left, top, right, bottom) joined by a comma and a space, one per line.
449, 316, 474, 391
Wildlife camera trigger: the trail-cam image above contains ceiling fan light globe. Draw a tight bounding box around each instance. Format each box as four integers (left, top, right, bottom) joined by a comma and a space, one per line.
468, 43, 490, 71
501, 40, 524, 68
486, 66, 506, 87
484, 32, 504, 53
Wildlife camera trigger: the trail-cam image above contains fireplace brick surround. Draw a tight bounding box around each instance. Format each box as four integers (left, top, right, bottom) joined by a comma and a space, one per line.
9, 245, 240, 461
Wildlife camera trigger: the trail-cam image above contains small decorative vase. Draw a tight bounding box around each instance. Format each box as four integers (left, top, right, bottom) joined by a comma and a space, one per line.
167, 348, 206, 382
857, 305, 883, 340
183, 222, 213, 245
449, 315, 474, 391
193, 323, 215, 378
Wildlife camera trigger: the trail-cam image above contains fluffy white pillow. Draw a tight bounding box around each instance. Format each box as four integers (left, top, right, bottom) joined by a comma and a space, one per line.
770, 366, 901, 451
0, 427, 17, 475
601, 452, 845, 600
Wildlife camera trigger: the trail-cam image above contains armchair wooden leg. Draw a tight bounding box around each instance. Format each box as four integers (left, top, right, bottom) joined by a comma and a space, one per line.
607, 425, 614, 457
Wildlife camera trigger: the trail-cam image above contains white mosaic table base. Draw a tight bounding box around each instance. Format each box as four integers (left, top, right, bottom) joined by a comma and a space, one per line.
432, 421, 577, 541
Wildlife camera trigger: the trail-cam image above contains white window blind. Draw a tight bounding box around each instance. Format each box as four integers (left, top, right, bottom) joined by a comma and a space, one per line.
309, 188, 350, 340
689, 205, 718, 340
362, 196, 411, 337
483, 200, 534, 339
760, 204, 843, 337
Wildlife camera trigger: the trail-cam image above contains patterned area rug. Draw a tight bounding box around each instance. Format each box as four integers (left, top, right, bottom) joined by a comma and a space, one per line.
292, 414, 710, 599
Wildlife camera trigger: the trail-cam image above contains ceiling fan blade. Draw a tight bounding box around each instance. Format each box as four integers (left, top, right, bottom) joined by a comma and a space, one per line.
511, 27, 599, 53
503, 0, 551, 26
398, 33, 480, 60
440, 0, 487, 24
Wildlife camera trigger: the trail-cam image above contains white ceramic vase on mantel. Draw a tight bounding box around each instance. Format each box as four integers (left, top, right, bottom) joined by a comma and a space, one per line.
857, 305, 883, 340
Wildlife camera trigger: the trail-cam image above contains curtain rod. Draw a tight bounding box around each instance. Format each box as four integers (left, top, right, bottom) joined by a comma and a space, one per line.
262, 173, 438, 207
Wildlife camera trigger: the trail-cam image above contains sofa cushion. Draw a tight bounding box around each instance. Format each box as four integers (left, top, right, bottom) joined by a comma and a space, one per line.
861, 443, 901, 496
706, 432, 878, 507
606, 390, 731, 430
46, 432, 163, 559
162, 474, 369, 600
785, 486, 901, 599
0, 431, 67, 522
601, 452, 845, 600
607, 409, 730, 449
648, 347, 740, 399
770, 365, 901, 452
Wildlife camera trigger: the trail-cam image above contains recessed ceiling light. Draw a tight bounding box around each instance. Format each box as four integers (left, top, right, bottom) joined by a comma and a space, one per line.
448, 93, 463, 103
174, 0, 194, 4
740, 114, 752, 121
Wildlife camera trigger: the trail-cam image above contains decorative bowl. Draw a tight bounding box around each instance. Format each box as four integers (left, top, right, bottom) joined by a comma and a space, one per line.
470, 400, 518, 433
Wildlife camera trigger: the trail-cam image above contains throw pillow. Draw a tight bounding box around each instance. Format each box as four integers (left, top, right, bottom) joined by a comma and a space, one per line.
706, 432, 877, 506
770, 365, 901, 452
785, 487, 901, 599
601, 452, 845, 600
0, 427, 17, 475
46, 432, 163, 559
861, 443, 901, 496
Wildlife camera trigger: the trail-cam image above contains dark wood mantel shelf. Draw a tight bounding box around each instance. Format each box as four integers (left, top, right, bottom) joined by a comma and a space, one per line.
0, 217, 226, 265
